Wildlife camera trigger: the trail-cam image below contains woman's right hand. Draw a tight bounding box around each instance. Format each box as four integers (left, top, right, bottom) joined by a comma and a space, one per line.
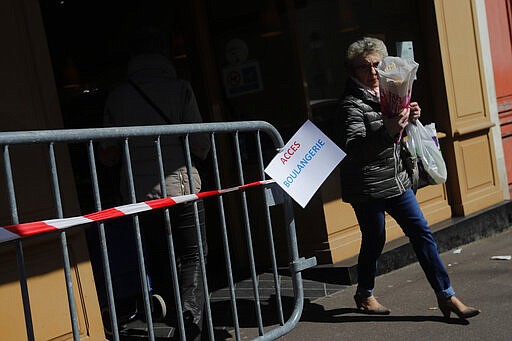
383, 107, 410, 138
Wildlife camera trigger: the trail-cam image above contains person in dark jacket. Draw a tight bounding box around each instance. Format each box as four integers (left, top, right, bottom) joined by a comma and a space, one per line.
103, 27, 210, 340
337, 37, 480, 319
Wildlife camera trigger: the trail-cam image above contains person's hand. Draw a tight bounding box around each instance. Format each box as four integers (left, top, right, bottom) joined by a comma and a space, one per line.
409, 102, 421, 123
383, 107, 410, 138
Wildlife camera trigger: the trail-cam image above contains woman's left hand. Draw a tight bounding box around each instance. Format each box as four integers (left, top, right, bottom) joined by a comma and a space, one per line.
409, 102, 421, 122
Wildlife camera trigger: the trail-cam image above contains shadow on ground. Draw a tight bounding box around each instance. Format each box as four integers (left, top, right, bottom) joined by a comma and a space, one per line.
112, 294, 469, 340
208, 295, 469, 340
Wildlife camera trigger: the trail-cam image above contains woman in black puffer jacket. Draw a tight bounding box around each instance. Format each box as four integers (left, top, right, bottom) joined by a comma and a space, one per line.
337, 37, 479, 319
338, 77, 411, 203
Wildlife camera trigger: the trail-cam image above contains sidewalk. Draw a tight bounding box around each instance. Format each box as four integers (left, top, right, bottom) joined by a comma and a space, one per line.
280, 226, 512, 341
117, 203, 512, 340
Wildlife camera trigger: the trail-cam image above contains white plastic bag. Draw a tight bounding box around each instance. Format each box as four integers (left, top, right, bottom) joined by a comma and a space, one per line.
404, 120, 447, 184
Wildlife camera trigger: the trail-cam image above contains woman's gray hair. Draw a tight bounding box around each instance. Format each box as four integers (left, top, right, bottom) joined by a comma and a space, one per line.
345, 37, 388, 71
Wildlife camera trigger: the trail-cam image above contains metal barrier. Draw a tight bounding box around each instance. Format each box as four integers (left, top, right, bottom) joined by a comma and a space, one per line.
0, 121, 316, 341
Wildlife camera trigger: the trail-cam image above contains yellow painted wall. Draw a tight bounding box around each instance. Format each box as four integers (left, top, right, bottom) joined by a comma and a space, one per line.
0, 0, 105, 339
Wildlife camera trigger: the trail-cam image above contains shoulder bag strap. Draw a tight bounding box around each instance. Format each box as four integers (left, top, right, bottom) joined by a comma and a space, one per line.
127, 77, 172, 124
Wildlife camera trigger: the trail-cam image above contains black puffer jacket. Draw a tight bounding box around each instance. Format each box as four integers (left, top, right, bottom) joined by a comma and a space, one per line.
336, 78, 411, 203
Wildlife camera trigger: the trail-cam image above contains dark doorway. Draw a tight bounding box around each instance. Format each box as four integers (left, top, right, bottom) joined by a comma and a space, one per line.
39, 0, 207, 129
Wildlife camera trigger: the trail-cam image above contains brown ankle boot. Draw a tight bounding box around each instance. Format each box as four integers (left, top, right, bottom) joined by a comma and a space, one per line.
437, 296, 480, 319
354, 294, 391, 315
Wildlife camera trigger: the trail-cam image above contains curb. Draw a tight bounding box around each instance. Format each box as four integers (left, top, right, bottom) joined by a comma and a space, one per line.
302, 200, 512, 285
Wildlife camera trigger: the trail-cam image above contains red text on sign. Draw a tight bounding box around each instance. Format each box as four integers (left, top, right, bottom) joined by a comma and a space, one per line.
280, 141, 301, 165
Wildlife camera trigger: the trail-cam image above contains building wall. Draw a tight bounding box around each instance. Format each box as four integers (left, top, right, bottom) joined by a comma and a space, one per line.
0, 0, 104, 339
432, 0, 504, 217
483, 0, 512, 198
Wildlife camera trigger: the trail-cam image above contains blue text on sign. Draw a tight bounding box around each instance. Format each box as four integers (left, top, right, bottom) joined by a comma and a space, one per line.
283, 138, 326, 188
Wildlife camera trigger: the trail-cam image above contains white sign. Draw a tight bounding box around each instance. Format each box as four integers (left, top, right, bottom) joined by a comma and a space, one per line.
264, 120, 346, 208
396, 41, 415, 60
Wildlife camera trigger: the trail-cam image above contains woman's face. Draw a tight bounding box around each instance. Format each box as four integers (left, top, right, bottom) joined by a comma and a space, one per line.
352, 52, 382, 90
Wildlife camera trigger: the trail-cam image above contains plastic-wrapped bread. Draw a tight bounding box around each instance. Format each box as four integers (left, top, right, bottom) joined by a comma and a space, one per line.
377, 57, 419, 117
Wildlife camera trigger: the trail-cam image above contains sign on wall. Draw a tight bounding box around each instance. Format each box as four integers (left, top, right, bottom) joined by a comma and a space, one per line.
222, 60, 263, 98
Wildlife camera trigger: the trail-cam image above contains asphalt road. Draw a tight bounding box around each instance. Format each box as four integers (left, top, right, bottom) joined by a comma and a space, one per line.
281, 227, 512, 341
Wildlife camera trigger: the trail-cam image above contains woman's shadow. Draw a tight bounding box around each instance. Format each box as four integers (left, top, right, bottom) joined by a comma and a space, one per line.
300, 298, 470, 325
209, 294, 470, 340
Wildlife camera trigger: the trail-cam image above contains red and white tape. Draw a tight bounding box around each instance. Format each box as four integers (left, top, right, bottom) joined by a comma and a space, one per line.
0, 179, 275, 243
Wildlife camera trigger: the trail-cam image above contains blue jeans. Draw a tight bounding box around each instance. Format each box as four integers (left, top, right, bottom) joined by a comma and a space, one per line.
352, 188, 455, 299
